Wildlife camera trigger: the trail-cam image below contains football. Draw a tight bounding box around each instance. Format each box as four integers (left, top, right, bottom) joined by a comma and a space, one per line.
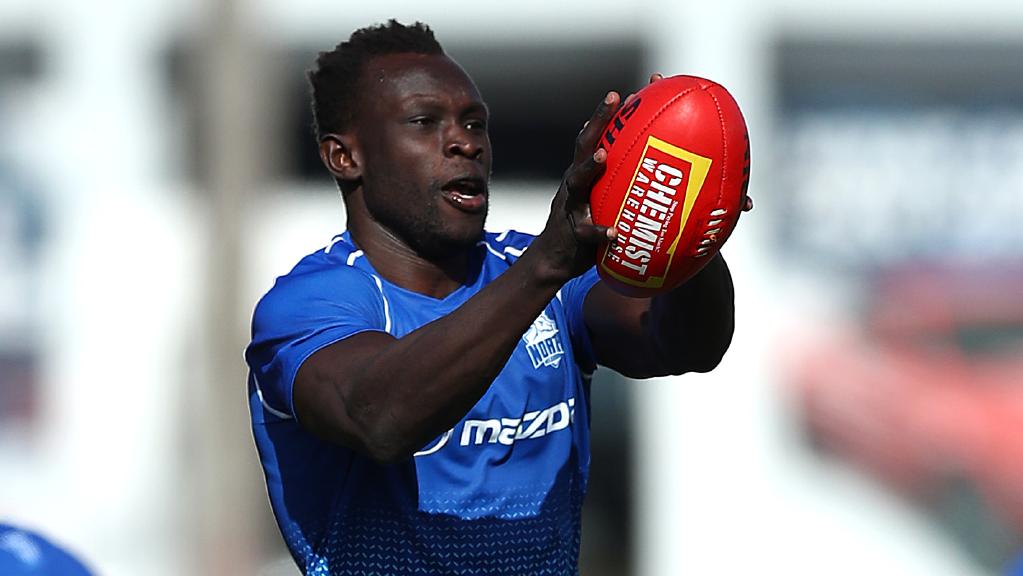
590, 75, 750, 297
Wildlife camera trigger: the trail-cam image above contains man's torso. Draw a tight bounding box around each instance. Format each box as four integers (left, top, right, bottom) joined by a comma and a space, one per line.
247, 230, 598, 575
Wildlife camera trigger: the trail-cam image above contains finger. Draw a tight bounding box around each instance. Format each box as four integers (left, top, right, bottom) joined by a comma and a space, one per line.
649, 73, 664, 84
574, 91, 620, 164
565, 147, 608, 202
568, 220, 613, 245
743, 196, 754, 212
569, 216, 617, 245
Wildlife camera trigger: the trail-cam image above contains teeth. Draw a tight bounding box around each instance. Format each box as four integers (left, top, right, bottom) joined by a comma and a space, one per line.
446, 179, 481, 195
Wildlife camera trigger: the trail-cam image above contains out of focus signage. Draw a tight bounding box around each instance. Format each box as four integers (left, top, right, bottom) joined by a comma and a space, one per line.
778, 109, 1023, 266
0, 41, 44, 437
775, 40, 1023, 268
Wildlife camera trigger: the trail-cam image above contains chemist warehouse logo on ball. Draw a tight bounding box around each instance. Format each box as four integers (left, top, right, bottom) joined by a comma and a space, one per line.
602, 136, 712, 289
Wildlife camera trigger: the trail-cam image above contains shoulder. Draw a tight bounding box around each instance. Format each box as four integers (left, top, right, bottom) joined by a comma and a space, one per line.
253, 237, 381, 328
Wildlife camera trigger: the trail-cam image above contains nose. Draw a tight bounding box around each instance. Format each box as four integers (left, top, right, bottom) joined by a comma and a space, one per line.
445, 125, 485, 161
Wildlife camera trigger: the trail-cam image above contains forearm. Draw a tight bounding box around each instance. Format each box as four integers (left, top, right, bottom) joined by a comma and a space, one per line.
305, 247, 569, 462
647, 253, 735, 373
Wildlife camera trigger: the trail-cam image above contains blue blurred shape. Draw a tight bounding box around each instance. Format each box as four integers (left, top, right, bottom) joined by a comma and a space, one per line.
0, 524, 92, 576
1007, 552, 1023, 576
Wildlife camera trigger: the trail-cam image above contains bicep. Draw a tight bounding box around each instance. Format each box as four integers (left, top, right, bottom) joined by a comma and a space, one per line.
293, 330, 396, 449
583, 281, 663, 378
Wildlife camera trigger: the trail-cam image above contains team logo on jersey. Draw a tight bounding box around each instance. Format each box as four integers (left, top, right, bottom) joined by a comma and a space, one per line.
522, 311, 564, 369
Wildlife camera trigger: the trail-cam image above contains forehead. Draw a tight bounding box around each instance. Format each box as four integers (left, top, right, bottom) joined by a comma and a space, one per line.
359, 53, 483, 110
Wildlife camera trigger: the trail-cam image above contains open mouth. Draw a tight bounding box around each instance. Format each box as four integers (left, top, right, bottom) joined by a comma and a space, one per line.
441, 177, 488, 213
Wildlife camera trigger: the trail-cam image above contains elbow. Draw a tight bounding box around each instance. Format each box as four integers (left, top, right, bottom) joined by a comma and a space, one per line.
355, 419, 420, 464
688, 333, 733, 373
653, 351, 722, 376
682, 321, 735, 374
354, 422, 420, 465
344, 400, 416, 464
298, 375, 420, 464
645, 299, 735, 376
342, 392, 454, 465
656, 334, 732, 376
681, 348, 727, 374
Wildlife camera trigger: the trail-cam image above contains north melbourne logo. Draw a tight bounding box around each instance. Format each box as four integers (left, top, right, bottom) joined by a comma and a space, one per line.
523, 311, 564, 369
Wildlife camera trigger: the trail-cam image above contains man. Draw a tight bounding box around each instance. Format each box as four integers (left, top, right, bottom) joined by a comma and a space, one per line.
246, 20, 745, 575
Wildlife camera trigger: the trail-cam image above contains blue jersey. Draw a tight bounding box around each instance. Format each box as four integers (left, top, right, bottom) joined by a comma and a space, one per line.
245, 230, 601, 575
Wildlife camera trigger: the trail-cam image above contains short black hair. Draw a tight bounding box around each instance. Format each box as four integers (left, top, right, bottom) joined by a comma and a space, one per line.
308, 20, 444, 139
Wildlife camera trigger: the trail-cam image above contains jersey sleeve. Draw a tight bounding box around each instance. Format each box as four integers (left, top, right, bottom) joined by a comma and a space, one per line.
559, 267, 601, 372
245, 265, 388, 418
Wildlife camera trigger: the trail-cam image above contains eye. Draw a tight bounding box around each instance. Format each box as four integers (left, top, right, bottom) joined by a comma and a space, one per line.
409, 116, 435, 127
465, 118, 488, 131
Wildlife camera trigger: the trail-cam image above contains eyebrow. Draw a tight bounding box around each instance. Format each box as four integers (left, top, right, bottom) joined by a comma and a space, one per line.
401, 94, 489, 115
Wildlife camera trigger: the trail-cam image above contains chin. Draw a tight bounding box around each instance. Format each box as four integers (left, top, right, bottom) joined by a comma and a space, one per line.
426, 233, 483, 259
411, 224, 484, 260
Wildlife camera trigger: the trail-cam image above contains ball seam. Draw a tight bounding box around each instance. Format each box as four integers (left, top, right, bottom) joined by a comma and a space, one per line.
699, 84, 738, 259
702, 84, 728, 208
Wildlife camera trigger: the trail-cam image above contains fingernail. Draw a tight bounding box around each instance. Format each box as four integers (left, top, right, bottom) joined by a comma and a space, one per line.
593, 148, 607, 163
604, 92, 615, 105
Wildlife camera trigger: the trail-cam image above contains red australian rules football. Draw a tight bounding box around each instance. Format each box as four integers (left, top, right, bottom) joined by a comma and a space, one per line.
590, 75, 750, 297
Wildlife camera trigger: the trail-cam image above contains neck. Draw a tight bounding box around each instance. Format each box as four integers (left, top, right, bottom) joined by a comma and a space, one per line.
346, 200, 475, 299
355, 226, 474, 299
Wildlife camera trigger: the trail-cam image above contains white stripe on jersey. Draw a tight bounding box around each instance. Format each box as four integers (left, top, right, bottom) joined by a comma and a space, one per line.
479, 241, 508, 261
253, 374, 293, 419
325, 235, 345, 254
347, 250, 364, 266
370, 274, 393, 334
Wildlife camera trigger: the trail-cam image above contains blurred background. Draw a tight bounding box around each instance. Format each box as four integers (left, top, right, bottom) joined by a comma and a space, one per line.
2, 0, 1023, 574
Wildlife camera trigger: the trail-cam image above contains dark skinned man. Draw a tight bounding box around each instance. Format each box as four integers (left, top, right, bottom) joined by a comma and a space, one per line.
245, 20, 745, 575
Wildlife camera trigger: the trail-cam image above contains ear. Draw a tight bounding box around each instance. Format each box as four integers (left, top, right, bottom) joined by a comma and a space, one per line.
319, 133, 361, 182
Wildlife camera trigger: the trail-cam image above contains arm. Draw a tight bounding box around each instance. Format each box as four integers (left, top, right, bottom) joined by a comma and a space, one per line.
584, 253, 736, 379
293, 93, 623, 464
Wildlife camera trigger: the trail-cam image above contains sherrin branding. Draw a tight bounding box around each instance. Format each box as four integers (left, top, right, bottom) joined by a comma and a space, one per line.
590, 75, 750, 297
